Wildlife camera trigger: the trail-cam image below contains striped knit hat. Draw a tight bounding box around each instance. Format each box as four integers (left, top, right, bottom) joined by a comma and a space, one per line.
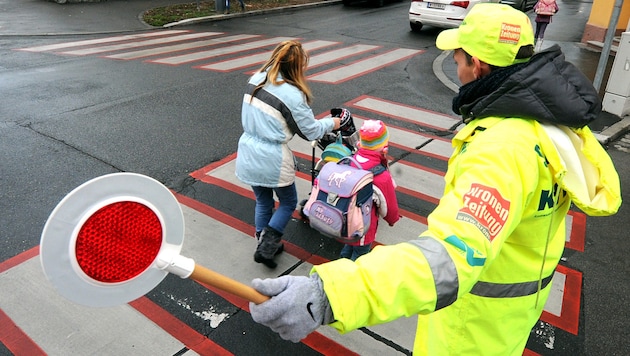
359, 120, 389, 151
321, 141, 352, 162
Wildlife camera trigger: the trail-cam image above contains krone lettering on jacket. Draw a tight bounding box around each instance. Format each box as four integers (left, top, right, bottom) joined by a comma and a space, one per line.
458, 183, 510, 240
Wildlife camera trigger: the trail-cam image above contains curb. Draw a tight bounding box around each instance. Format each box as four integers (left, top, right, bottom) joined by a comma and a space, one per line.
432, 49, 458, 93
163, 0, 343, 28
594, 117, 630, 145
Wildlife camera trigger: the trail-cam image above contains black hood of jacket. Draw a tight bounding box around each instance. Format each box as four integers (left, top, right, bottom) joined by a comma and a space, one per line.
455, 45, 602, 128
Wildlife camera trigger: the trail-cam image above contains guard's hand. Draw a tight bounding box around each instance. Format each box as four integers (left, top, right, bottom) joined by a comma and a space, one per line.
249, 274, 333, 342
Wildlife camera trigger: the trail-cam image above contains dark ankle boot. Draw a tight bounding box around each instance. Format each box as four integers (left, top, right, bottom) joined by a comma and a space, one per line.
254, 227, 284, 268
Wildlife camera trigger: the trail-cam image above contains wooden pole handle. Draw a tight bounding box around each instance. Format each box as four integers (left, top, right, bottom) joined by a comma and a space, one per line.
189, 264, 270, 305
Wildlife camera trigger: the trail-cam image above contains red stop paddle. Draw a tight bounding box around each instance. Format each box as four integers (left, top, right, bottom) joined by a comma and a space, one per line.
40, 173, 269, 307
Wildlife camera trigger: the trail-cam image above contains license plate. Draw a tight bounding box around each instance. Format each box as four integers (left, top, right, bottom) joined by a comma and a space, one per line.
427, 2, 446, 9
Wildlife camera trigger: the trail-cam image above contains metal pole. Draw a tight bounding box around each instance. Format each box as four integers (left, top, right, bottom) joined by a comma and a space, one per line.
593, 0, 624, 92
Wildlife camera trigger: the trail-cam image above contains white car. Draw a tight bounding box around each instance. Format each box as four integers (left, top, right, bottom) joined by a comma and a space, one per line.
409, 0, 500, 32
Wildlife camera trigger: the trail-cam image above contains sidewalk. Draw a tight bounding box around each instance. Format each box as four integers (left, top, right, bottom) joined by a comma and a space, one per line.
0, 0, 340, 36
0, 0, 165, 35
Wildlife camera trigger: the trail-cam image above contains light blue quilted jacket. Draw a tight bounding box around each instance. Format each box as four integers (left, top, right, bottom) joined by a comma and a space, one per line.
235, 71, 335, 187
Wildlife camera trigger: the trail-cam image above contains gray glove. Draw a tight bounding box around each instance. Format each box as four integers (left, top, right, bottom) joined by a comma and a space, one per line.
249, 273, 334, 342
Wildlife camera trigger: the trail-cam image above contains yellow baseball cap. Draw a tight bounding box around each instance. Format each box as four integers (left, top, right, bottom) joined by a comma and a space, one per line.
436, 3, 534, 67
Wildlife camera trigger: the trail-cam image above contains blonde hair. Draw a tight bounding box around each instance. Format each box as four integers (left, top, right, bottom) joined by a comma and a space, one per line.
252, 40, 313, 104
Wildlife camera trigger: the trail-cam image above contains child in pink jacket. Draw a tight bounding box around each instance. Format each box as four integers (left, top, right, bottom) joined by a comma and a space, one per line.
341, 120, 400, 260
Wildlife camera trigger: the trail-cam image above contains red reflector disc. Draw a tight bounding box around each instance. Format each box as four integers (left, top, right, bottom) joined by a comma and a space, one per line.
75, 201, 163, 283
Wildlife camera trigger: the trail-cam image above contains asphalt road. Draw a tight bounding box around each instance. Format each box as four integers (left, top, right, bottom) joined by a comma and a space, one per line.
0, 0, 458, 262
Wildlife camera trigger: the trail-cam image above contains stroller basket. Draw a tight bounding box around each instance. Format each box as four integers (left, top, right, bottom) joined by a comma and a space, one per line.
317, 131, 360, 153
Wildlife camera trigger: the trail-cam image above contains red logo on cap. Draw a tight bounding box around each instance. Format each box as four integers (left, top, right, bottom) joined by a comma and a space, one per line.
499, 23, 521, 45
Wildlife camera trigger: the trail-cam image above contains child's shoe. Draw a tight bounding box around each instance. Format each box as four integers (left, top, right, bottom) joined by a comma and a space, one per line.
254, 227, 283, 268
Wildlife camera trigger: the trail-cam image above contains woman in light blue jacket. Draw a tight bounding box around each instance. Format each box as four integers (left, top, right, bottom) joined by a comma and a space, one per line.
235, 40, 341, 268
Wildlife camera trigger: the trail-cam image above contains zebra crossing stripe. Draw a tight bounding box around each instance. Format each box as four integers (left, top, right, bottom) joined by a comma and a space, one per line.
309, 113, 450, 160
565, 211, 585, 252
197, 40, 339, 72
308, 48, 423, 84
242, 43, 381, 75
104, 34, 260, 60
201, 50, 275, 72
308, 44, 380, 68
149, 36, 298, 65
350, 114, 454, 159
0, 257, 196, 354
541, 265, 582, 335
0, 307, 46, 355
349, 95, 461, 131
14, 30, 189, 52
59, 32, 224, 56
15, 32, 426, 85
129, 297, 233, 355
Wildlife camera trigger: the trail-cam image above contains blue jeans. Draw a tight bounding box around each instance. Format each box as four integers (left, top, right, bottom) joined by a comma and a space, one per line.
340, 243, 372, 261
252, 184, 297, 234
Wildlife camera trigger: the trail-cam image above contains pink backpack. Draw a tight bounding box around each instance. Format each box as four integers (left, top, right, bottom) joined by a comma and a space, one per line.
303, 157, 374, 243
535, 0, 556, 15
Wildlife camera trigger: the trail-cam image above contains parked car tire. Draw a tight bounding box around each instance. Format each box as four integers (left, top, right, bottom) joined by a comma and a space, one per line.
373, 0, 385, 7
343, 0, 353, 5
410, 22, 423, 32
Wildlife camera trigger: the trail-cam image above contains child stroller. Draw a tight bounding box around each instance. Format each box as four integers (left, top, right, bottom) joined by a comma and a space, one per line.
298, 107, 360, 220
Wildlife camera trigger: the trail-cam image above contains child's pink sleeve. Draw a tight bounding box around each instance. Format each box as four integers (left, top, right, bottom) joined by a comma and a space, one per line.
380, 173, 400, 226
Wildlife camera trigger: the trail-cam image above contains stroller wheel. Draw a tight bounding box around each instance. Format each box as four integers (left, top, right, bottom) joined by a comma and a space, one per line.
298, 199, 309, 223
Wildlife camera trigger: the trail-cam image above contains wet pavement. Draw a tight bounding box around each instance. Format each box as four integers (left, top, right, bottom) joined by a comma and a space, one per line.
1, 1, 629, 355
2, 0, 627, 140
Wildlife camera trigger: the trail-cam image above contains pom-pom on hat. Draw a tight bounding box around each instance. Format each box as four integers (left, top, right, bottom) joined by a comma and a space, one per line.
359, 120, 389, 151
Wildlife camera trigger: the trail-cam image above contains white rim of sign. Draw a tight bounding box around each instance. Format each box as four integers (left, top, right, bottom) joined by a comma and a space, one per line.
40, 173, 186, 307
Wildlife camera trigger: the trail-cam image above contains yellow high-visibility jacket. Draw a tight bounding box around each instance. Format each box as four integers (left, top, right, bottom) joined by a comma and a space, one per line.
313, 117, 621, 355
